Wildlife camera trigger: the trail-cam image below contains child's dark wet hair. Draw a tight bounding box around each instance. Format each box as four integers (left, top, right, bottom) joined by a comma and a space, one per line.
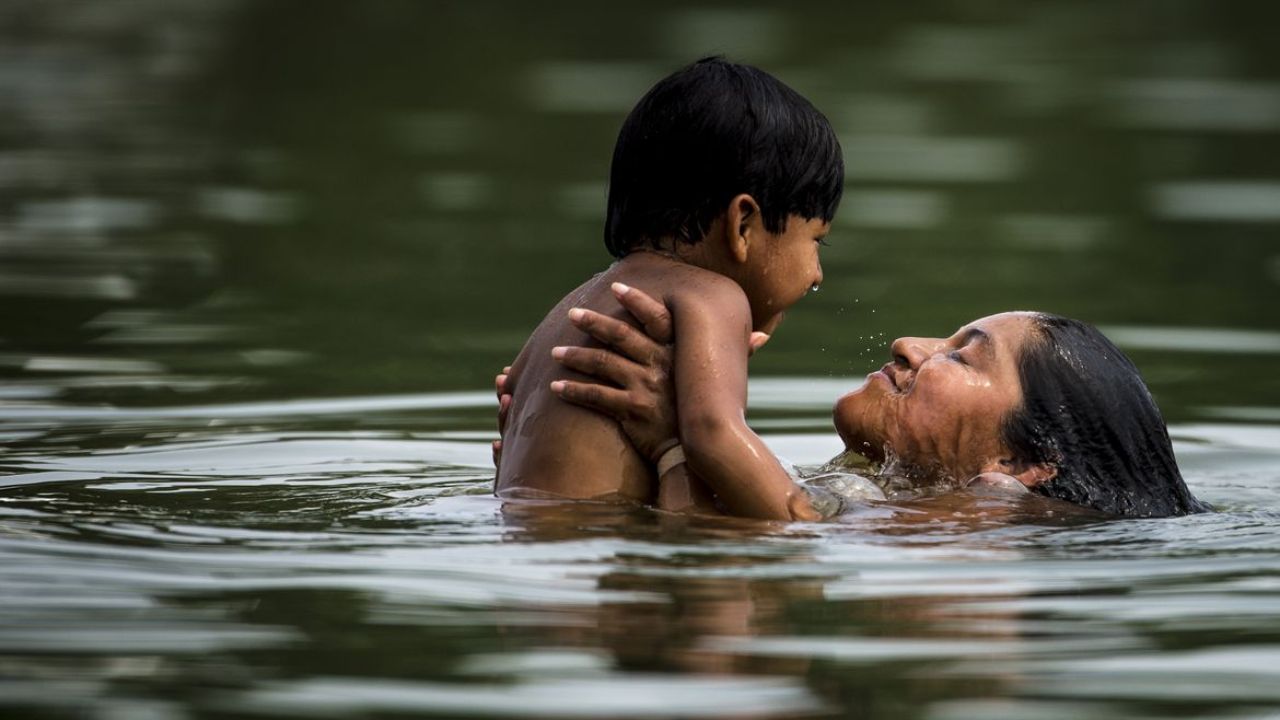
604, 57, 844, 258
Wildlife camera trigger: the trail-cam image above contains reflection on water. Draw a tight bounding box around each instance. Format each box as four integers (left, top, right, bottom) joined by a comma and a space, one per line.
2, 386, 1279, 718
3, 1, 1280, 719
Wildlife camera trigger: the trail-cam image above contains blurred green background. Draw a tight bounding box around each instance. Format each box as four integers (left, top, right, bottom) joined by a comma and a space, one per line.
3, 0, 1279, 421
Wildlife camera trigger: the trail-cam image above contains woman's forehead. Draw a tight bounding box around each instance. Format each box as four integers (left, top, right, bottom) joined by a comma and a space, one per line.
960, 311, 1037, 333
953, 312, 1039, 350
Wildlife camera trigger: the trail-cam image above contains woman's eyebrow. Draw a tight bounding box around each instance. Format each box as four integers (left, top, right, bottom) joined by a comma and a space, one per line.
960, 327, 994, 357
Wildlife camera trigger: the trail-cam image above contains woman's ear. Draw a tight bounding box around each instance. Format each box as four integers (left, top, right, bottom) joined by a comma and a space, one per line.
983, 458, 1057, 488
724, 193, 762, 264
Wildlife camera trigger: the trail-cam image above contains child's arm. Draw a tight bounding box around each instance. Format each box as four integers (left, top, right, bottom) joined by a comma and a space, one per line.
666, 279, 820, 521
656, 463, 720, 514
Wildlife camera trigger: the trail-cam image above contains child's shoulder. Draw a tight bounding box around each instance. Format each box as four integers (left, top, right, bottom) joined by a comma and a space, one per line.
649, 262, 744, 301
607, 254, 750, 323
660, 264, 749, 315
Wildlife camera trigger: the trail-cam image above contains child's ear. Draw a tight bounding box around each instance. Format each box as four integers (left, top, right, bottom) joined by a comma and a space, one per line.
725, 193, 762, 264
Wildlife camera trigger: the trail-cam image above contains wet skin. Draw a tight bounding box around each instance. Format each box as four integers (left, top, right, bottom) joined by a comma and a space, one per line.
496, 196, 830, 514
516, 295, 1050, 519
834, 312, 1043, 485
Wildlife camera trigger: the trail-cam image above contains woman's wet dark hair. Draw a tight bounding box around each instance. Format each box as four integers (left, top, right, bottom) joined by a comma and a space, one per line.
604, 57, 844, 258
1002, 314, 1209, 518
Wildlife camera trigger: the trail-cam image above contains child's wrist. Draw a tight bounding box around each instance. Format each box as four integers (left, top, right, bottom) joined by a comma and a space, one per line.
649, 437, 680, 464
656, 443, 686, 477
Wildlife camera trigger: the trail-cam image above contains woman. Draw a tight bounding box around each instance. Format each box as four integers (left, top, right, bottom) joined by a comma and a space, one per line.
497, 285, 1207, 520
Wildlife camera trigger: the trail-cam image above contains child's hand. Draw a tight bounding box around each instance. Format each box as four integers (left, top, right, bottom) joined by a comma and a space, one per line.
747, 311, 782, 357
749, 331, 771, 356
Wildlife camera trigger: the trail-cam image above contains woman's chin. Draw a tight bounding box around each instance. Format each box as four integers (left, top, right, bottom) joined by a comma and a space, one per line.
833, 419, 886, 464
833, 383, 887, 455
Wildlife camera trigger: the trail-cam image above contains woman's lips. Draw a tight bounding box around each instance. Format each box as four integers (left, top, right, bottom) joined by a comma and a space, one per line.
871, 364, 898, 392
880, 362, 908, 392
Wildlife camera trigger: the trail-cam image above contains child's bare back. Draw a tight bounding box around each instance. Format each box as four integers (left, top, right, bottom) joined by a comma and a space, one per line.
496, 253, 728, 501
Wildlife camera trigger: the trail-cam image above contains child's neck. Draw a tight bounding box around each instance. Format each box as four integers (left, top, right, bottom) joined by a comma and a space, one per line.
624, 240, 737, 281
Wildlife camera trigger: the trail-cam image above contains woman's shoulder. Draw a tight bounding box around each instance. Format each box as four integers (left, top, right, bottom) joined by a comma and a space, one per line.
801, 472, 888, 517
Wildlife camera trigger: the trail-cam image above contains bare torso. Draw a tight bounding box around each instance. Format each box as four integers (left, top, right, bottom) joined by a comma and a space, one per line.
496, 253, 713, 502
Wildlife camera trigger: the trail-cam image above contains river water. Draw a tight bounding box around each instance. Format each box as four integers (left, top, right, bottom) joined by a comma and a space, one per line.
3, 2, 1280, 718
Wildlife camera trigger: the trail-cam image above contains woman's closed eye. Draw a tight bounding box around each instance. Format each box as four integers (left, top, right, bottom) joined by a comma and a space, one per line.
949, 350, 968, 365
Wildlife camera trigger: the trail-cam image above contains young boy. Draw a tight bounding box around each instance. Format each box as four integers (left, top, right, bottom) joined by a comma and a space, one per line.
495, 57, 843, 519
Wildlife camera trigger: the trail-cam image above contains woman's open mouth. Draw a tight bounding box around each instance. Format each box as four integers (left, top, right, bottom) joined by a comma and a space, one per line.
878, 362, 906, 392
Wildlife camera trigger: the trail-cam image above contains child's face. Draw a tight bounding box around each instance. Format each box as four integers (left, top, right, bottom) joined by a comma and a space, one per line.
740, 215, 830, 331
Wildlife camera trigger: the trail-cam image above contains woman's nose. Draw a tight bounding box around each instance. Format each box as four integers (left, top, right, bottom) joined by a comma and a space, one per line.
891, 336, 941, 368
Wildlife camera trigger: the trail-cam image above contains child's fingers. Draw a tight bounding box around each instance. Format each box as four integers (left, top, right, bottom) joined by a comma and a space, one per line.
611, 282, 673, 344
550, 379, 631, 418
568, 308, 664, 365
552, 346, 637, 387
759, 312, 785, 336
492, 439, 502, 471
748, 332, 771, 357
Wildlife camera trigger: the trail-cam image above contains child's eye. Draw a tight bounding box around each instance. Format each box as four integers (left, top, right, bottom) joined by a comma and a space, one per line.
816, 237, 830, 247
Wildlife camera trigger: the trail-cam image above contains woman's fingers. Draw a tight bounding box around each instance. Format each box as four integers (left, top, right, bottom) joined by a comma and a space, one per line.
497, 393, 512, 434
611, 282, 673, 344
495, 366, 511, 399
495, 366, 513, 434
552, 346, 638, 386
492, 439, 502, 471
568, 308, 665, 365
550, 379, 633, 417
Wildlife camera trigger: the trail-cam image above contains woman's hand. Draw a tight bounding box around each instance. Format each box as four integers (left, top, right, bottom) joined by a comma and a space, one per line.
549, 283, 679, 463
549, 282, 774, 462
493, 366, 512, 470
494, 281, 772, 470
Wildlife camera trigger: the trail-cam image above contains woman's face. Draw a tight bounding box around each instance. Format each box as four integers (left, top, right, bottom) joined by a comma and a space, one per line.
833, 312, 1039, 482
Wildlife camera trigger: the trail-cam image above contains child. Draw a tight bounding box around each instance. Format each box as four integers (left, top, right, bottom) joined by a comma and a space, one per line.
495, 57, 843, 519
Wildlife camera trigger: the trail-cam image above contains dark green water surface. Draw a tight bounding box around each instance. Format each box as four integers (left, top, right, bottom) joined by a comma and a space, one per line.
3, 2, 1280, 718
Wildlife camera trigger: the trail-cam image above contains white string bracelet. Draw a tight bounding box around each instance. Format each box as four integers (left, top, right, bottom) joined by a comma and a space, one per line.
656, 444, 686, 476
